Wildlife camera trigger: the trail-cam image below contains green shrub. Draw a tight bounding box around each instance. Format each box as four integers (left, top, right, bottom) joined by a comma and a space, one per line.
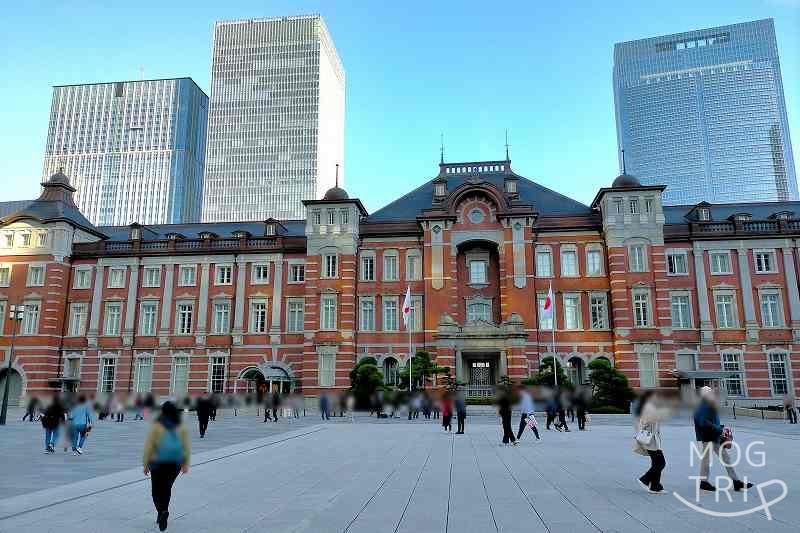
466, 397, 495, 405
588, 405, 628, 414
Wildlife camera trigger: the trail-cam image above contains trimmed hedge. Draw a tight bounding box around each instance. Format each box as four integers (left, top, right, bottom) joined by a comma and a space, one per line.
588, 405, 628, 414
466, 397, 496, 405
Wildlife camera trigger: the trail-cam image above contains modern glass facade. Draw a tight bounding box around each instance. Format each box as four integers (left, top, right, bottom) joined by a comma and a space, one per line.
201, 15, 345, 222
614, 19, 797, 205
42, 78, 208, 225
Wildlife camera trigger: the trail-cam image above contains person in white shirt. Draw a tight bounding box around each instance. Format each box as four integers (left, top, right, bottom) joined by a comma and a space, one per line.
516, 386, 540, 440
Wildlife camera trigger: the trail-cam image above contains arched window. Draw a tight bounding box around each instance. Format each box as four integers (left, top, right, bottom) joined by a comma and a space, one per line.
383, 357, 399, 386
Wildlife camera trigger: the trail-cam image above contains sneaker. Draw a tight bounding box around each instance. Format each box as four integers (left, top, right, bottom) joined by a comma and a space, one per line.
555, 426, 563, 432
733, 480, 753, 492
157, 511, 169, 531
648, 486, 666, 495
637, 477, 650, 492
699, 481, 716, 492
75, 448, 83, 455
512, 441, 519, 446
73, 451, 80, 456
43, 449, 51, 454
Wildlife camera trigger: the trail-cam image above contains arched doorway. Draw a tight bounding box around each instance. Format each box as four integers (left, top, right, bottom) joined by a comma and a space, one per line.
0, 368, 23, 406
383, 357, 399, 386
567, 356, 586, 386
239, 367, 267, 397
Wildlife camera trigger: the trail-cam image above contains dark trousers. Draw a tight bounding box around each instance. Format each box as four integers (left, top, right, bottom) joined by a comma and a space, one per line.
198, 416, 209, 437
501, 412, 516, 443
150, 463, 181, 514
116, 412, 124, 422
442, 414, 452, 431
264, 408, 272, 421
640, 450, 666, 490
545, 412, 555, 429
272, 408, 278, 422
457, 412, 465, 433
556, 411, 569, 431
517, 414, 540, 440
577, 410, 586, 430
787, 407, 798, 424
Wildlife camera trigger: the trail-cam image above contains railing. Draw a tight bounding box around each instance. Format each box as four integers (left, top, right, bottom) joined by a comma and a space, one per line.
691, 219, 800, 237
105, 241, 132, 251
140, 241, 168, 249
466, 385, 494, 398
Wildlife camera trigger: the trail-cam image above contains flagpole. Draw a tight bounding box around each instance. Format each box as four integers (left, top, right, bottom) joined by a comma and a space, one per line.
552, 285, 558, 390
408, 320, 413, 392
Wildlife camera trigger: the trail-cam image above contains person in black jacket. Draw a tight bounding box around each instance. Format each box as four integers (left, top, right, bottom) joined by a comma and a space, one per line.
497, 387, 517, 445
41, 394, 66, 453
693, 386, 752, 492
195, 395, 212, 438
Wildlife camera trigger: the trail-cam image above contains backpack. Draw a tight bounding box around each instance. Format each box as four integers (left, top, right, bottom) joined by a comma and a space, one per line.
153, 428, 184, 464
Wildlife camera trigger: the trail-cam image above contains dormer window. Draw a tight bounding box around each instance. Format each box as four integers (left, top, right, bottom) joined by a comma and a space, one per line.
199, 231, 217, 239
166, 233, 183, 241
232, 230, 250, 239
434, 181, 446, 198
265, 223, 276, 236
698, 208, 710, 221
772, 211, 793, 221
734, 213, 752, 222
129, 226, 141, 241
505, 177, 518, 195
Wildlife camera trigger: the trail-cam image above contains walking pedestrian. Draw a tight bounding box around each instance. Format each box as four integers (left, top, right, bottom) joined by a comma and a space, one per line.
441, 393, 453, 432
319, 393, 330, 420
143, 401, 190, 531
263, 392, 273, 422
784, 394, 797, 424
497, 387, 517, 445
195, 395, 212, 438
575, 390, 588, 431
693, 386, 753, 492
516, 386, 540, 440
545, 396, 557, 430
632, 391, 670, 494
271, 391, 281, 422
455, 392, 467, 434
554, 391, 570, 432
41, 394, 66, 453
67, 396, 93, 455
22, 396, 39, 422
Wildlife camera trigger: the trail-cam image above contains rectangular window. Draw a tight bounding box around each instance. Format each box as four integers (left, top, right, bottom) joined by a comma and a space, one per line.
215, 264, 233, 285
409, 296, 422, 331
249, 300, 268, 333
321, 296, 337, 330
171, 356, 189, 396
252, 264, 269, 284
27, 265, 45, 287
209, 356, 226, 393
629, 245, 647, 272
467, 302, 491, 322
21, 302, 40, 335
613, 198, 623, 214
0, 266, 11, 287
103, 302, 122, 335
360, 299, 375, 331
754, 251, 776, 273
176, 303, 194, 334
36, 232, 47, 247
768, 353, 789, 396
644, 198, 654, 214
319, 352, 335, 387
469, 260, 488, 284
100, 357, 116, 393
287, 300, 304, 332
633, 292, 650, 327
383, 298, 398, 331
0, 301, 6, 330
142, 267, 160, 287
73, 267, 92, 289
630, 198, 640, 215
1, 232, 13, 248
134, 357, 153, 393
536, 249, 552, 277
68, 303, 87, 336
676, 353, 696, 372
638, 352, 657, 388
361, 255, 375, 281
667, 252, 688, 275
323, 255, 338, 278
563, 294, 581, 329
178, 265, 196, 286
312, 210, 321, 225
339, 209, 349, 225
406, 253, 421, 281
139, 301, 158, 336
537, 294, 553, 330
107, 267, 125, 288
714, 294, 736, 328
560, 249, 578, 277
710, 252, 732, 274
19, 232, 31, 247
212, 302, 230, 334
65, 357, 80, 379
383, 254, 399, 281
722, 352, 744, 397
289, 264, 305, 283
589, 294, 608, 329
326, 209, 335, 225
670, 294, 691, 329
586, 249, 602, 275
760, 292, 782, 327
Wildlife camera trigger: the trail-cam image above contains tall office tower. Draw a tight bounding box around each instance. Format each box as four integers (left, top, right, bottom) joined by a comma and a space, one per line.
202, 15, 345, 222
42, 78, 208, 225
614, 19, 797, 205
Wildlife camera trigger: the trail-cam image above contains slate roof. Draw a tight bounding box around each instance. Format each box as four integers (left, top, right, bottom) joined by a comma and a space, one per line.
98, 220, 307, 241
664, 201, 800, 224
0, 200, 33, 219
367, 170, 592, 222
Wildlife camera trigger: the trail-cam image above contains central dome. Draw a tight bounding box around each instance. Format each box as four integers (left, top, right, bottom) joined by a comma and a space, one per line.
611, 173, 641, 188
323, 186, 349, 201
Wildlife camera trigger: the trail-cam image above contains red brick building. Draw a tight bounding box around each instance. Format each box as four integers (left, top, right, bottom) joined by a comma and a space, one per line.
1, 161, 799, 407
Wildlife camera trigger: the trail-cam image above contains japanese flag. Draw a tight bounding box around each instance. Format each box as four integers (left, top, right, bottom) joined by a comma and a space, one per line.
402, 286, 412, 328
541, 283, 554, 321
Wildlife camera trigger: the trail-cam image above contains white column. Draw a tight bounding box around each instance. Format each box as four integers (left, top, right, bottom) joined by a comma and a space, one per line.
88, 265, 105, 336
160, 264, 174, 336
123, 260, 140, 344
692, 247, 712, 343
737, 247, 758, 341
271, 259, 283, 333
782, 247, 800, 340
232, 257, 248, 343
196, 263, 210, 341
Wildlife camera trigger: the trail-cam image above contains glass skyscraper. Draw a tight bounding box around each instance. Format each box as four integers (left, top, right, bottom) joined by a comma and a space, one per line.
614, 19, 797, 205
42, 78, 208, 225
202, 15, 345, 222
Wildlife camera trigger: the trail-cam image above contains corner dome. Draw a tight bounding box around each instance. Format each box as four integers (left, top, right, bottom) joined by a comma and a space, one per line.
323, 186, 349, 201
611, 173, 641, 188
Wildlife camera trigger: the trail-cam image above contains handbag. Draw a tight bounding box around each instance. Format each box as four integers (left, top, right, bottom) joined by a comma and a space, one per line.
635, 422, 655, 447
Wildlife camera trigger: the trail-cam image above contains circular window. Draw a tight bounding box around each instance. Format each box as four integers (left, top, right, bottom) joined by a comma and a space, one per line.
468, 208, 485, 224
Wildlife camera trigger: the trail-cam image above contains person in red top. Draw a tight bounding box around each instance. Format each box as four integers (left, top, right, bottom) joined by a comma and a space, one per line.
441, 393, 453, 432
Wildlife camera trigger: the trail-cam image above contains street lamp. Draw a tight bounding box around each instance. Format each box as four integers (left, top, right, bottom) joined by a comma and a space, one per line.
0, 304, 25, 426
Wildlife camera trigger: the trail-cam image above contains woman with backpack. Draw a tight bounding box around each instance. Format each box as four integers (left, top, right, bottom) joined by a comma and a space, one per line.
143, 401, 190, 531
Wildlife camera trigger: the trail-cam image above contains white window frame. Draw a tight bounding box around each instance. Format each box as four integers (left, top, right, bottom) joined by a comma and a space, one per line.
288, 263, 305, 284
0, 264, 11, 287
142, 266, 161, 288
468, 259, 488, 285
383, 296, 399, 331
713, 291, 738, 329
0, 231, 13, 248
585, 246, 603, 276
467, 301, 492, 322
563, 293, 582, 330
319, 349, 336, 387
767, 351, 790, 397
208, 355, 227, 393
721, 351, 745, 397
589, 293, 608, 330
359, 297, 375, 331
670, 292, 693, 329
321, 295, 337, 330
107, 267, 126, 289
68, 302, 88, 337
666, 249, 689, 276
628, 244, 648, 273
252, 263, 270, 285
175, 301, 194, 335
249, 299, 268, 333
139, 300, 158, 336
103, 301, 122, 336
99, 356, 117, 393
754, 249, 777, 274
629, 197, 640, 215
408, 296, 422, 332
406, 251, 422, 281
287, 299, 304, 332
638, 351, 657, 388
27, 264, 46, 287
383, 251, 399, 281
21, 300, 40, 335
675, 351, 697, 372
171, 355, 190, 396
560, 245, 579, 277
73, 267, 92, 289
709, 251, 732, 275
133, 355, 154, 393
322, 254, 338, 279
178, 264, 197, 287
212, 300, 231, 334
535, 246, 553, 277
632, 289, 651, 328
360, 253, 375, 282
759, 289, 784, 328
537, 293, 553, 330
215, 264, 233, 285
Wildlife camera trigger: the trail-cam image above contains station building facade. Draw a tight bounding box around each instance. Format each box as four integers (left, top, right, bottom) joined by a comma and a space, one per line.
1, 159, 799, 407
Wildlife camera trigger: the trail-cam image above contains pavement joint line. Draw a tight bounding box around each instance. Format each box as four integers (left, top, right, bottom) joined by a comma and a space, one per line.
393, 431, 437, 533
478, 429, 551, 532
445, 431, 454, 533
468, 430, 499, 532
0, 426, 325, 523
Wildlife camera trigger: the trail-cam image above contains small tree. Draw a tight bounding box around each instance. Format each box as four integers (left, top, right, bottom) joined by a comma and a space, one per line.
349, 357, 384, 408
587, 358, 634, 411
522, 356, 573, 389
398, 351, 449, 390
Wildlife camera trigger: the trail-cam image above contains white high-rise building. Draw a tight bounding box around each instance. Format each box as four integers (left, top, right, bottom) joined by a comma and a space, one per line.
42, 78, 208, 226
202, 15, 345, 222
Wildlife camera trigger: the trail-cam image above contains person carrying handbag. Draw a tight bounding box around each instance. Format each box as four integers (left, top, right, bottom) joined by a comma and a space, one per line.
632, 391, 670, 494
67, 396, 93, 455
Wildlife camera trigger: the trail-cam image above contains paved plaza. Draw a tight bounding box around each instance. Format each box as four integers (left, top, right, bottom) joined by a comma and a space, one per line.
0, 412, 798, 532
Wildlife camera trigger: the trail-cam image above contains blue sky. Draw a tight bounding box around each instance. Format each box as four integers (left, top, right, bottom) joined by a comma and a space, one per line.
0, 0, 798, 212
